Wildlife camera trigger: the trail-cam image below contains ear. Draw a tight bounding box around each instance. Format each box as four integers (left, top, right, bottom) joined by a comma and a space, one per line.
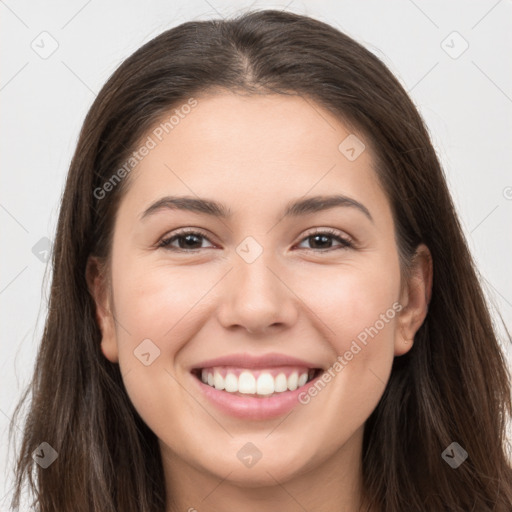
85, 255, 119, 363
395, 243, 433, 356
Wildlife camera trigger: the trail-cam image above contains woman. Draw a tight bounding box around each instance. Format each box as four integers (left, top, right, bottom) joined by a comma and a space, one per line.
9, 8, 512, 512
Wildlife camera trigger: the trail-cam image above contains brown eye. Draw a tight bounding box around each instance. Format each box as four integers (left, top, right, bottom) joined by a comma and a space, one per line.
157, 227, 353, 253
296, 229, 353, 251
158, 230, 214, 251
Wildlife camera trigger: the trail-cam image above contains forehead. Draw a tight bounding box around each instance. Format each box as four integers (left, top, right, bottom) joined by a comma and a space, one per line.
118, 92, 389, 223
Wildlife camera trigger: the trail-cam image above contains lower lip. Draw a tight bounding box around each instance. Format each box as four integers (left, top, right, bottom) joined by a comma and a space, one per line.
191, 370, 324, 420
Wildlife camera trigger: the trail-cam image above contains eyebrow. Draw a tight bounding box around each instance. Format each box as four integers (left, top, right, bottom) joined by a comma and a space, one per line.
139, 194, 373, 223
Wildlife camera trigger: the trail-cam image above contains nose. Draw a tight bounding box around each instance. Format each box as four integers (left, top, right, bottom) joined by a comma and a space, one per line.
216, 253, 298, 335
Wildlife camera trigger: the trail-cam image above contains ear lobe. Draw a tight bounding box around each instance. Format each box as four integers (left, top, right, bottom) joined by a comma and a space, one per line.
85, 256, 119, 363
395, 244, 433, 356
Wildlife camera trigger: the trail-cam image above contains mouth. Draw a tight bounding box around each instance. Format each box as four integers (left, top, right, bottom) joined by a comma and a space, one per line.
188, 353, 327, 419
190, 366, 323, 398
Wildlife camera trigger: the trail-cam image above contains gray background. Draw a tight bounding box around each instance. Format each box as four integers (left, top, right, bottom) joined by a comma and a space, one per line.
1, 0, 511, 508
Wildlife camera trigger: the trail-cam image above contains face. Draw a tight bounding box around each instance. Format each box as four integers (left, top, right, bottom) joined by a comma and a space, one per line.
88, 92, 431, 502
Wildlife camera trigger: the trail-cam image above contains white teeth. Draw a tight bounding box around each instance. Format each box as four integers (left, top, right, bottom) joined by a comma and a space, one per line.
238, 371, 256, 394
198, 368, 315, 396
274, 373, 288, 392
224, 373, 238, 392
256, 373, 275, 395
287, 372, 298, 391
213, 370, 225, 390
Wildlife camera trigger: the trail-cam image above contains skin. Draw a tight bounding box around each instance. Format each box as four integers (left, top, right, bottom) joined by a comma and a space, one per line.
87, 92, 432, 512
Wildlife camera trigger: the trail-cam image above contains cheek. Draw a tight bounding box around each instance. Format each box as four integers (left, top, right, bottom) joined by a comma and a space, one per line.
110, 261, 213, 433
112, 259, 212, 349
299, 256, 401, 370
289, 262, 400, 444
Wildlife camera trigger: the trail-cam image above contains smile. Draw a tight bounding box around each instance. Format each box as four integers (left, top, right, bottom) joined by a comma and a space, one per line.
191, 366, 321, 397
189, 352, 326, 419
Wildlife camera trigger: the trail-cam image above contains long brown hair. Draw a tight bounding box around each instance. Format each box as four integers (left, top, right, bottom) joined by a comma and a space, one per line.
9, 9, 512, 511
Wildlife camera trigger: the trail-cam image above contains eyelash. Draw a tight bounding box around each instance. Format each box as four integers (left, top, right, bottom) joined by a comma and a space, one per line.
157, 227, 354, 253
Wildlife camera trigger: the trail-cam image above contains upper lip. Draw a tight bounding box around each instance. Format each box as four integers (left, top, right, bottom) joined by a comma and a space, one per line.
191, 352, 324, 371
